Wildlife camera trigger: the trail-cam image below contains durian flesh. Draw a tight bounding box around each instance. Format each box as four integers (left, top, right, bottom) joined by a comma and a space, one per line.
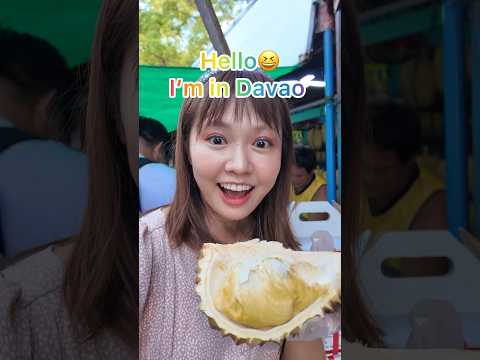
196, 239, 341, 344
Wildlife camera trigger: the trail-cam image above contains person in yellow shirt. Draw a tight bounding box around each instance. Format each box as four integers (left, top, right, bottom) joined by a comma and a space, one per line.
290, 145, 328, 222
360, 99, 448, 276
290, 145, 327, 202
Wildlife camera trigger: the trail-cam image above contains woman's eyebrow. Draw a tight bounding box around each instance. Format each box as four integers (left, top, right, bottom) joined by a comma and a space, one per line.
203, 120, 275, 132
250, 122, 279, 133
252, 123, 271, 130
203, 121, 229, 129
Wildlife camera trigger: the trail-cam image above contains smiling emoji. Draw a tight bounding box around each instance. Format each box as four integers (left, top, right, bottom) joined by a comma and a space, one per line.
258, 50, 279, 71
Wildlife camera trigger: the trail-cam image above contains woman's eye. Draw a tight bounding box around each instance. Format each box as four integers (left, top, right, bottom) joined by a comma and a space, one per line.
208, 135, 226, 145
254, 139, 271, 149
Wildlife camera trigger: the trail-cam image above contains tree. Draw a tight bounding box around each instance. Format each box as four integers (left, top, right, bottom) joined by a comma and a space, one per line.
140, 0, 246, 66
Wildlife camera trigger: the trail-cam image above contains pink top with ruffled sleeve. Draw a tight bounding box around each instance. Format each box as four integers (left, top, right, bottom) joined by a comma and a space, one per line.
139, 208, 281, 360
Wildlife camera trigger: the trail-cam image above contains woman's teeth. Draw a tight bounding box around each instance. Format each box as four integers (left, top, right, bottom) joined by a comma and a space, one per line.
219, 183, 253, 192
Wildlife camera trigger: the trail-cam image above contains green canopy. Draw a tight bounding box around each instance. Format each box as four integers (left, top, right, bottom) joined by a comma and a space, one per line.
1, 1, 102, 66
139, 66, 297, 132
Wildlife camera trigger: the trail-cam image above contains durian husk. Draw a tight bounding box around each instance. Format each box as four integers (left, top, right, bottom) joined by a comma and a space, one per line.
195, 239, 341, 345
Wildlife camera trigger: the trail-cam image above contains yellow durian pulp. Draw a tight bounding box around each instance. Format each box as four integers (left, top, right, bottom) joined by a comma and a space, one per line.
214, 257, 326, 329
196, 239, 341, 344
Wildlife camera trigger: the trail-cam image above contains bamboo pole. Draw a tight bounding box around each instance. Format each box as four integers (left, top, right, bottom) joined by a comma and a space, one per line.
195, 0, 230, 55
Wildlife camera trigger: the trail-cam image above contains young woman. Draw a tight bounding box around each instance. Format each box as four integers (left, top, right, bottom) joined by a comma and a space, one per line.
0, 0, 138, 358
139, 70, 338, 359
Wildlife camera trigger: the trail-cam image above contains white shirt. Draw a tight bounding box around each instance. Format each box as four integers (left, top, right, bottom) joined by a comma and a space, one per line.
139, 162, 176, 213
0, 117, 88, 257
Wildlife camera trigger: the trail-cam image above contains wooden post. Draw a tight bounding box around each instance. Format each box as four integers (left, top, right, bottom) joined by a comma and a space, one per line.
195, 0, 230, 55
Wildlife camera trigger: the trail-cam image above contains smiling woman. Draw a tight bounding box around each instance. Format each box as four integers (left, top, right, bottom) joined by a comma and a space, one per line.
139, 70, 333, 359
189, 100, 282, 228
166, 70, 295, 249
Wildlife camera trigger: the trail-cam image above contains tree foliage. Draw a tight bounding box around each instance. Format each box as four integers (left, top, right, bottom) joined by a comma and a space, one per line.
140, 0, 246, 66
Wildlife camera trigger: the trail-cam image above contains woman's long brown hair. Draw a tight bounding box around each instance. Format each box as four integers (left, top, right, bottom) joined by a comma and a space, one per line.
341, 0, 384, 346
166, 70, 298, 251
63, 0, 138, 350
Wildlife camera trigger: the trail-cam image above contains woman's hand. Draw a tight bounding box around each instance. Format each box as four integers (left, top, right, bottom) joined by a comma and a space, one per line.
287, 311, 340, 342
287, 226, 341, 339
281, 339, 325, 360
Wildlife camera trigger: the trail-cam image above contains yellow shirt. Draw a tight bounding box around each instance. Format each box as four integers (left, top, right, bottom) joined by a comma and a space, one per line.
290, 171, 327, 202
361, 163, 444, 246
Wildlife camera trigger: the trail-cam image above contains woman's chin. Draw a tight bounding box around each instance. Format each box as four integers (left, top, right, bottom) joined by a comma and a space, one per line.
217, 207, 253, 223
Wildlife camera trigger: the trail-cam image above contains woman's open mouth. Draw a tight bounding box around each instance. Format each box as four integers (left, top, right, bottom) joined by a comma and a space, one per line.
218, 183, 254, 206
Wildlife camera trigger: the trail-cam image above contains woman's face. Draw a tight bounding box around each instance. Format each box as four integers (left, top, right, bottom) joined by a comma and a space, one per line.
119, 43, 139, 184
189, 102, 282, 224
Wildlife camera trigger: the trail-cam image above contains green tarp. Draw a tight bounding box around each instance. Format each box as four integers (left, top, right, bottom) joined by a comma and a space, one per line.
139, 66, 297, 132
291, 106, 325, 124
1, 1, 102, 66
2, 3, 308, 130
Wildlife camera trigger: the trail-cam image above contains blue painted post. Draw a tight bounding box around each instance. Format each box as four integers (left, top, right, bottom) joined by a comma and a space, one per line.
324, 28, 336, 203
472, 0, 480, 236
335, 8, 342, 201
443, 0, 468, 237
336, 105, 341, 202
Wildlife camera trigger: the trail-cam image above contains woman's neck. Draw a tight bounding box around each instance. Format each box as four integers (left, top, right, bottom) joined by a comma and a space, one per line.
205, 210, 254, 244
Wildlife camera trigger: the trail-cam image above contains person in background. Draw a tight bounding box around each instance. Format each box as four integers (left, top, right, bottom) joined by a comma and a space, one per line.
290, 145, 328, 222
360, 98, 448, 276
138, 117, 176, 213
290, 145, 327, 202
361, 98, 447, 247
0, 27, 88, 258
139, 116, 172, 167
0, 27, 71, 137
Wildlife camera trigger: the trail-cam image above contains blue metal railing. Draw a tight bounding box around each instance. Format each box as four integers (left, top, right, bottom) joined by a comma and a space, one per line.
324, 27, 336, 203
443, 0, 468, 237
472, 0, 480, 236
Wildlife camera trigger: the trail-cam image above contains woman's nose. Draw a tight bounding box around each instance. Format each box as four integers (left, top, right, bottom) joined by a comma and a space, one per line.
225, 144, 252, 174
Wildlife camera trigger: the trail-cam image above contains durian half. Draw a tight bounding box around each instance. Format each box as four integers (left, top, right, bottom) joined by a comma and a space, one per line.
195, 239, 341, 344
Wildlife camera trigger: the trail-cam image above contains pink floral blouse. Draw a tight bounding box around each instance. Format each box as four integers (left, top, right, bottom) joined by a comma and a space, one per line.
139, 208, 282, 360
